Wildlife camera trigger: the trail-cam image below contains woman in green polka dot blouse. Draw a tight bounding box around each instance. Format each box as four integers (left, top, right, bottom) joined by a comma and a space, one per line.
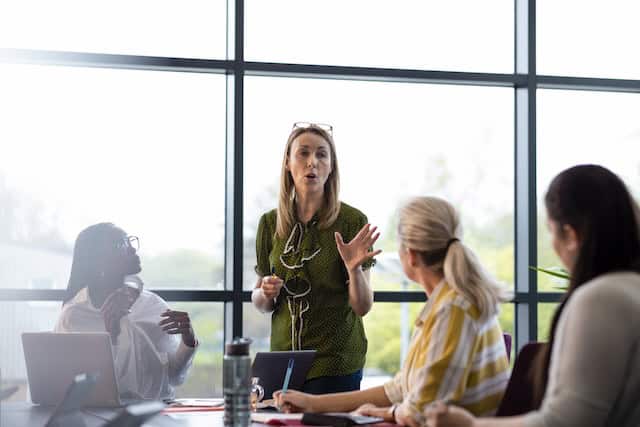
251, 122, 381, 394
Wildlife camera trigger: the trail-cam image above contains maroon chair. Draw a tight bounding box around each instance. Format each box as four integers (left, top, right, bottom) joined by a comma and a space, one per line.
496, 342, 544, 417
503, 333, 512, 362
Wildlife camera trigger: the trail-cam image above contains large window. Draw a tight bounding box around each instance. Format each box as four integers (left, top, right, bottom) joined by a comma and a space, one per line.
245, 0, 513, 72
0, 1, 227, 58
537, 0, 640, 79
536, 90, 640, 291
2, 0, 638, 399
243, 77, 514, 290
0, 64, 227, 291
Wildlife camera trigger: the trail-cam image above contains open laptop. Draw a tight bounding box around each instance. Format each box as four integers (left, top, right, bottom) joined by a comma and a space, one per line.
252, 350, 316, 398
22, 332, 133, 407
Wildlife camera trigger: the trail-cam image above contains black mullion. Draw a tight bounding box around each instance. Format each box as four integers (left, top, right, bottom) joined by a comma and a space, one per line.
231, 0, 245, 339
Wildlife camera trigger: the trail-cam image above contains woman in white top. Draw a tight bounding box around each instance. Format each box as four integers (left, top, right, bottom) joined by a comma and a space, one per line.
426, 164, 640, 427
55, 223, 198, 400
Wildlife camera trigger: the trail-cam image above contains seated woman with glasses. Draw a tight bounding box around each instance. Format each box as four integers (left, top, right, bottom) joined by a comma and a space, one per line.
274, 197, 512, 424
55, 223, 198, 400
426, 165, 640, 427
252, 122, 381, 394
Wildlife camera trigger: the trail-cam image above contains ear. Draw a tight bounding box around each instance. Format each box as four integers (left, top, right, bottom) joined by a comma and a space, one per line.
562, 223, 580, 252
406, 247, 419, 268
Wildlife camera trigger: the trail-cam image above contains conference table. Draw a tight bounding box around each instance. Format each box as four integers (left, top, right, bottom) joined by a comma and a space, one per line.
0, 401, 240, 427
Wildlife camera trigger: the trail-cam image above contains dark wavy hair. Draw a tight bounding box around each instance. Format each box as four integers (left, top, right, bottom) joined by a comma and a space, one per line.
532, 164, 640, 406
63, 222, 122, 304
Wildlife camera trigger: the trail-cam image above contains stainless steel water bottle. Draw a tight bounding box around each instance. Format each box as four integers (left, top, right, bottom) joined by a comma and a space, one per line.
223, 337, 252, 426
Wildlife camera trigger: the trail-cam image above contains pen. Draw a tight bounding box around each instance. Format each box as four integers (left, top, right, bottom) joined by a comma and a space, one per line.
277, 358, 294, 411
270, 266, 278, 304
281, 358, 294, 396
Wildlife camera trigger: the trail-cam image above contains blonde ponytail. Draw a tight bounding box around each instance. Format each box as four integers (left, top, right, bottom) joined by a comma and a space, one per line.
398, 197, 511, 319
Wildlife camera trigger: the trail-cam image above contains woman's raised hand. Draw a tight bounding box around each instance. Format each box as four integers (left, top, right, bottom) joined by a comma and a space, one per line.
101, 286, 139, 342
335, 224, 382, 272
159, 309, 197, 347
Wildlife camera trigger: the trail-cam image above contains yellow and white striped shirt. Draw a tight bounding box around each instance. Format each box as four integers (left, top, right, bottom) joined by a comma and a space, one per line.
383, 280, 510, 423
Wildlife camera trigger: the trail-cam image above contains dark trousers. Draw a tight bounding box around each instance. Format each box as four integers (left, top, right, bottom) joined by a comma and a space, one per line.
302, 369, 363, 395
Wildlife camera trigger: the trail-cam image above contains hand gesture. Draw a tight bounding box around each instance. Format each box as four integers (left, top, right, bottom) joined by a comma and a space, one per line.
159, 309, 197, 347
424, 401, 475, 427
335, 224, 382, 273
273, 389, 315, 413
261, 275, 284, 300
101, 286, 139, 343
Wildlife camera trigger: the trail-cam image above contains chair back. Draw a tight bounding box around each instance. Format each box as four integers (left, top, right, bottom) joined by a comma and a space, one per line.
496, 342, 544, 417
502, 333, 512, 362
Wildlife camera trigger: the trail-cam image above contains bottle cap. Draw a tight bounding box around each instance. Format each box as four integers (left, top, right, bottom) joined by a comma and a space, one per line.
225, 337, 251, 355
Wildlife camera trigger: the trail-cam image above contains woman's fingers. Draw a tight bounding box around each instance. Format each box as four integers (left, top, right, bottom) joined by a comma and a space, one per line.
352, 224, 371, 243
102, 288, 135, 314
159, 313, 189, 326
367, 230, 381, 246
161, 321, 190, 331
273, 390, 307, 413
353, 403, 376, 416
159, 311, 192, 331
261, 276, 283, 298
161, 310, 188, 317
356, 249, 383, 266
368, 249, 383, 258
336, 226, 380, 251
364, 225, 377, 240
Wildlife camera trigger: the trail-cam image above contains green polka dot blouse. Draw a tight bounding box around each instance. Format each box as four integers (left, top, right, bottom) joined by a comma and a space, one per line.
255, 202, 375, 379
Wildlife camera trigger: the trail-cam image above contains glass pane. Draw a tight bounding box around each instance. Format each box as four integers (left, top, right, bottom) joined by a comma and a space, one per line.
243, 77, 514, 291
537, 90, 640, 291
0, 1, 227, 59
538, 1, 640, 79
0, 301, 59, 401
246, 0, 513, 72
498, 303, 515, 362
171, 302, 224, 398
0, 64, 226, 290
244, 303, 272, 360
0, 301, 223, 400
363, 303, 422, 388
537, 303, 558, 342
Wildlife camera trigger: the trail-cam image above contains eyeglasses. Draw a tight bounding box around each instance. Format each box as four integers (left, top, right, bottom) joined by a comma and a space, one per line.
116, 235, 140, 251
293, 121, 333, 136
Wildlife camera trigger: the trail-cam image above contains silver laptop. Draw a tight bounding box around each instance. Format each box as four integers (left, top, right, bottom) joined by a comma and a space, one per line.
22, 332, 131, 407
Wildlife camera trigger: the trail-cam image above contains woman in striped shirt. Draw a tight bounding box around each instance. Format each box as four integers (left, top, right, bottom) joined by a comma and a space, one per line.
274, 196, 511, 425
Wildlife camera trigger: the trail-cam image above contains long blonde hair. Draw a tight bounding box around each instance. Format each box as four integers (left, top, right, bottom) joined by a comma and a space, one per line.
398, 196, 511, 319
276, 126, 341, 239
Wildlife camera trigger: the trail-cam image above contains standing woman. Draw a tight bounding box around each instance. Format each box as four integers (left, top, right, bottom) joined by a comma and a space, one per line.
55, 223, 198, 400
252, 122, 381, 394
426, 164, 640, 427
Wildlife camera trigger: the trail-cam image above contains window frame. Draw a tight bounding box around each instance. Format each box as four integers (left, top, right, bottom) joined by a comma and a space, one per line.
3, 0, 639, 356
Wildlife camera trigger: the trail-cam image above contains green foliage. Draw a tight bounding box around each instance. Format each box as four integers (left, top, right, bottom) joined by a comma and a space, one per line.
530, 266, 570, 280
363, 303, 422, 375
530, 266, 570, 291
537, 303, 558, 341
